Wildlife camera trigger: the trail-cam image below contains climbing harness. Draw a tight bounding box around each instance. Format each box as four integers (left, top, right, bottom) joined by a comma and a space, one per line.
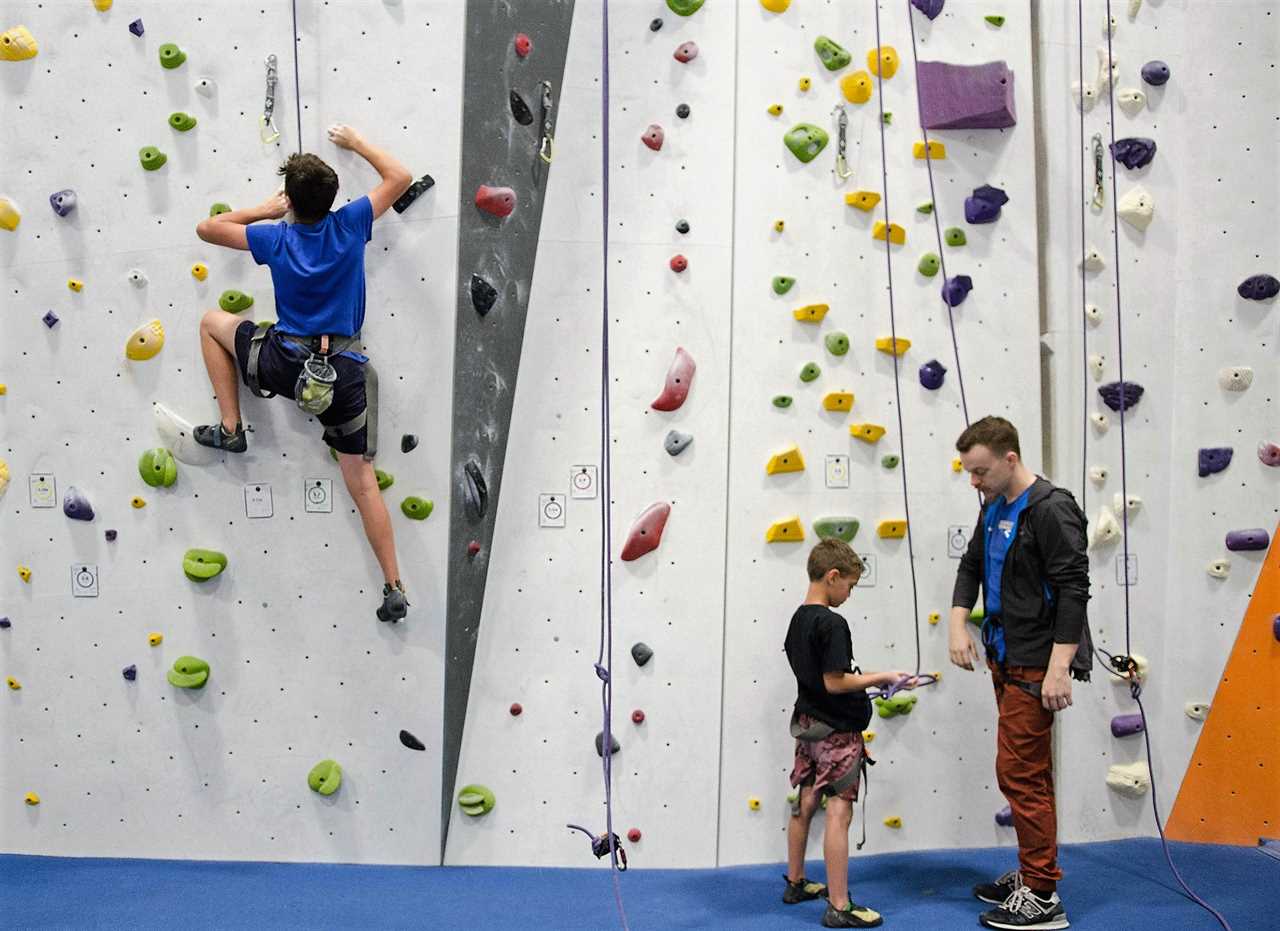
832, 105, 852, 180
538, 80, 555, 164
1091, 133, 1105, 208
260, 54, 281, 144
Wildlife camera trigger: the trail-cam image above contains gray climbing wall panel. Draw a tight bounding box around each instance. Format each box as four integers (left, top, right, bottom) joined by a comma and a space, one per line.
443, 0, 575, 854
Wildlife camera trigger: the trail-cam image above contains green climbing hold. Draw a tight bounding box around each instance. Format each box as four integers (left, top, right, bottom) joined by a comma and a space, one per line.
985, 15, 1006, 27
875, 694, 918, 718
307, 759, 342, 796
458, 783, 496, 816
209, 203, 231, 217
918, 253, 941, 277
158, 43, 186, 69
666, 0, 705, 14
968, 606, 985, 626
917, 202, 934, 214
881, 454, 901, 469
139, 146, 167, 171
218, 290, 254, 313
166, 655, 210, 689
824, 331, 850, 356
138, 448, 178, 488
183, 548, 227, 582
400, 496, 434, 520
882, 111, 893, 125
784, 124, 829, 164
772, 276, 796, 295
799, 362, 821, 383
945, 227, 967, 247
813, 35, 852, 72
168, 111, 197, 132
772, 395, 794, 408
813, 517, 860, 543
375, 469, 394, 491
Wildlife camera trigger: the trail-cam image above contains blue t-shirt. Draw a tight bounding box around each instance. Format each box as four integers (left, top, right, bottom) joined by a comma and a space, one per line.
245, 196, 373, 338
982, 486, 1032, 618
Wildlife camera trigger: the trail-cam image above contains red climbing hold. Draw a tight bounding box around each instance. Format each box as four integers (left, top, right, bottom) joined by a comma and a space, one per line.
514, 33, 531, 57
510, 702, 523, 716
627, 828, 642, 843
475, 184, 517, 218
651, 346, 696, 411
641, 124, 665, 151
669, 254, 688, 273
631, 709, 645, 724
467, 540, 482, 557
621, 502, 671, 562
673, 41, 698, 63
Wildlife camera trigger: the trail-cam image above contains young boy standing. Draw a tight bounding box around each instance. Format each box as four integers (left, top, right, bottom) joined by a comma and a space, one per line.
784, 539, 911, 929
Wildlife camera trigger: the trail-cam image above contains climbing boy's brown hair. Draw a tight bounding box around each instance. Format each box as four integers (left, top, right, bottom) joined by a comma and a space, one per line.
807, 539, 864, 582
278, 153, 339, 223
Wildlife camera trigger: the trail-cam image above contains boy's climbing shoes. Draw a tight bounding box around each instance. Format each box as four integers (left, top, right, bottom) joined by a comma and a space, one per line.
193, 421, 249, 453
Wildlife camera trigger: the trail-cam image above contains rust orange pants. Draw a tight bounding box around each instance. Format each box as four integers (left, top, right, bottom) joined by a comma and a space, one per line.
990, 661, 1062, 892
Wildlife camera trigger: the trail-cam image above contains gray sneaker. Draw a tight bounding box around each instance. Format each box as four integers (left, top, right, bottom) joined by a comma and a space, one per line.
979, 886, 1069, 930
377, 581, 408, 623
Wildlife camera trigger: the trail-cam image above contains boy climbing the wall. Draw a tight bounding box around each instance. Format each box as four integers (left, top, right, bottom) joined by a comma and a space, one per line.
784, 539, 914, 928
193, 124, 414, 623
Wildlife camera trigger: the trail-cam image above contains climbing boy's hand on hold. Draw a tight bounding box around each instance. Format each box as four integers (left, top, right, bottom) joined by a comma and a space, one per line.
327, 123, 365, 151
258, 191, 291, 220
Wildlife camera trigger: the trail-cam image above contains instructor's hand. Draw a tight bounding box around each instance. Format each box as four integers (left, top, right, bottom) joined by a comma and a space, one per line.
949, 629, 981, 671
327, 123, 365, 151
1041, 668, 1073, 712
258, 191, 290, 220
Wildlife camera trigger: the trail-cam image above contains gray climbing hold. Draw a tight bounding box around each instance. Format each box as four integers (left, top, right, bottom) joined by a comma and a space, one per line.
463, 461, 487, 520
813, 517, 859, 543
772, 276, 795, 295
675, 219, 690, 234
1237, 274, 1278, 301
401, 434, 419, 453
399, 729, 426, 751
1110, 137, 1157, 169
509, 89, 533, 125
942, 275, 973, 307
676, 103, 691, 119
964, 185, 1008, 224
824, 332, 849, 356
664, 430, 693, 456
631, 642, 653, 666
595, 731, 621, 757
1098, 380, 1144, 412
471, 275, 498, 316
1140, 60, 1170, 86
49, 189, 76, 216
63, 486, 94, 521
919, 359, 947, 390
1198, 447, 1233, 477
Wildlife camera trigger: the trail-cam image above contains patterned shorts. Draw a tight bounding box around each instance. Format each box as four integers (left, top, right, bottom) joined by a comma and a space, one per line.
789, 714, 867, 802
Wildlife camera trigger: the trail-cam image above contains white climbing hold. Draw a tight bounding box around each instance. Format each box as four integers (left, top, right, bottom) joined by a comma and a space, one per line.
1112, 492, 1142, 515
127, 268, 148, 287
1206, 557, 1231, 579
1088, 466, 1109, 485
1116, 87, 1146, 115
153, 402, 217, 466
1128, 0, 1143, 18
194, 76, 216, 96
1081, 245, 1105, 271
1118, 186, 1154, 231
1071, 81, 1098, 111
1085, 304, 1103, 326
1089, 506, 1122, 549
1106, 761, 1151, 798
1095, 47, 1119, 93
1218, 366, 1253, 392
1102, 14, 1118, 37
1090, 412, 1110, 432
1184, 702, 1209, 722
1089, 354, 1106, 381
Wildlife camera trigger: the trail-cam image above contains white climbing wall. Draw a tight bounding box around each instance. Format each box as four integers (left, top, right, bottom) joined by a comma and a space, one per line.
0, 0, 462, 864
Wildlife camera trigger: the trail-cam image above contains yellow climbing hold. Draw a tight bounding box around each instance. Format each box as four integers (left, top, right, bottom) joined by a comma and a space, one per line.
767, 103, 783, 116
839, 70, 873, 104
875, 336, 911, 356
125, 319, 165, 361
823, 392, 854, 413
928, 611, 941, 625
845, 191, 881, 211
0, 384, 6, 395
798, 76, 811, 92
148, 632, 163, 646
24, 792, 40, 805
191, 263, 208, 281
850, 423, 886, 443
0, 25, 39, 61
17, 565, 31, 582
759, 0, 790, 11
0, 197, 20, 231
748, 795, 763, 810
766, 516, 805, 543
883, 815, 903, 828
877, 520, 907, 539
868, 46, 899, 79
914, 140, 946, 159
131, 496, 146, 508
766, 444, 806, 475
793, 303, 829, 323
7, 676, 20, 690
952, 458, 964, 473
773, 219, 785, 233
93, 0, 113, 10
0, 458, 8, 495
862, 730, 875, 743
872, 221, 906, 245
67, 278, 84, 292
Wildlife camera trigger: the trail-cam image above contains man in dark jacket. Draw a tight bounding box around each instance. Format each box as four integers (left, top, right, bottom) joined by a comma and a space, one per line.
949, 416, 1092, 931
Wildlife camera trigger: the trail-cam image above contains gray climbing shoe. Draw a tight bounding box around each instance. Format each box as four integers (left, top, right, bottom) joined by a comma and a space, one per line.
193, 421, 248, 453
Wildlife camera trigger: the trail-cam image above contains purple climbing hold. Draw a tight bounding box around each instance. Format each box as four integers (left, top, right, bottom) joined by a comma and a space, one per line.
1141, 60, 1170, 86
122, 665, 137, 681
1259, 442, 1280, 467
911, 0, 946, 20
42, 310, 59, 328
63, 486, 94, 521
1098, 381, 1144, 412
0, 617, 10, 629
942, 275, 973, 307
1225, 528, 1270, 552
1198, 447, 1233, 477
995, 805, 1013, 827
1110, 713, 1145, 738
129, 18, 144, 37
1237, 274, 1279, 301
105, 529, 118, 541
49, 189, 76, 216
964, 184, 1008, 224
916, 60, 1016, 130
1274, 615, 1280, 643
919, 359, 947, 390
1110, 138, 1157, 170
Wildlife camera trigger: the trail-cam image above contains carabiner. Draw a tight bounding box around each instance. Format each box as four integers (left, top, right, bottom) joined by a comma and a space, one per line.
260, 54, 281, 144
1091, 132, 1104, 208
832, 105, 851, 181
538, 80, 554, 164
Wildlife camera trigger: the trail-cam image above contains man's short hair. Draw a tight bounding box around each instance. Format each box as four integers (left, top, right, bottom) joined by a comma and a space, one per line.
807, 539, 865, 582
278, 153, 338, 222
956, 415, 1021, 459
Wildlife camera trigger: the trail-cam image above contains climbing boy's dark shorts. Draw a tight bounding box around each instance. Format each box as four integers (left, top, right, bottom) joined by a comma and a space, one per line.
789, 714, 867, 802
233, 321, 369, 455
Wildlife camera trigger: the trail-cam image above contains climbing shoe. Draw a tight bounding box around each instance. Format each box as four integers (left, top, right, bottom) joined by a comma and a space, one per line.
377, 581, 408, 623
782, 875, 828, 904
974, 868, 1022, 905
978, 886, 1069, 930
821, 900, 883, 928
193, 421, 248, 453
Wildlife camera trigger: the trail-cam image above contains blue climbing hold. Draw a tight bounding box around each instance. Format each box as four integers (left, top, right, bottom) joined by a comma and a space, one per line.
1098, 381, 1144, 412
942, 275, 973, 307
964, 185, 1008, 224
1140, 60, 1170, 86
1237, 274, 1278, 301
63, 486, 94, 521
129, 18, 144, 37
1110, 138, 1157, 170
919, 359, 947, 390
1198, 447, 1233, 477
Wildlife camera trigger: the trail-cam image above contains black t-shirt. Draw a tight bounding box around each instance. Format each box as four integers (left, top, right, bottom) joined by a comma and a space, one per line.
784, 604, 872, 733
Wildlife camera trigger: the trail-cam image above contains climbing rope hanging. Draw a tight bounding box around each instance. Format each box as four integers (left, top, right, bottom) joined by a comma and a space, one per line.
290, 0, 303, 152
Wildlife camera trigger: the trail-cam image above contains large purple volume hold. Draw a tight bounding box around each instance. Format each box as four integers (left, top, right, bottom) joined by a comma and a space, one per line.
911, 0, 946, 18
1110, 713, 1145, 738
916, 61, 1016, 130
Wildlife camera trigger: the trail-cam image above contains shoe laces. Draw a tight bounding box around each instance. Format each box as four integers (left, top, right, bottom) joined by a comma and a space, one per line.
1002, 885, 1051, 917
995, 868, 1022, 888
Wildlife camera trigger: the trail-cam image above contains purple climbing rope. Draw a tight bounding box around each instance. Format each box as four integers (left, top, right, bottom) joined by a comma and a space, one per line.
872, 3, 923, 678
